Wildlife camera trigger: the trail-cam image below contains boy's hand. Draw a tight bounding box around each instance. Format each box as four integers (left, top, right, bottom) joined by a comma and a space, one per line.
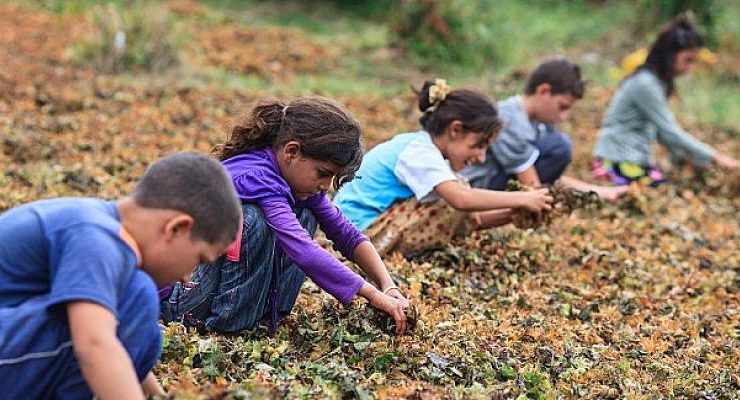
595, 185, 630, 202
68, 301, 145, 400
518, 188, 553, 213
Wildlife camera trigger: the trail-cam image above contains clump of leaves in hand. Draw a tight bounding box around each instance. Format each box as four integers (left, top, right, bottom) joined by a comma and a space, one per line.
367, 303, 419, 335
506, 180, 602, 229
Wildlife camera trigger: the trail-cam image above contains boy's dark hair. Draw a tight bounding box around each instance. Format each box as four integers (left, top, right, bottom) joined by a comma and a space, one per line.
132, 152, 241, 245
213, 96, 363, 189
640, 16, 703, 97
418, 80, 501, 142
524, 58, 585, 99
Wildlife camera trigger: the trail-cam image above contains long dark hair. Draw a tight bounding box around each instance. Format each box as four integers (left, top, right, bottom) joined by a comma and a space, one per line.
639, 16, 704, 97
417, 80, 501, 141
213, 96, 363, 189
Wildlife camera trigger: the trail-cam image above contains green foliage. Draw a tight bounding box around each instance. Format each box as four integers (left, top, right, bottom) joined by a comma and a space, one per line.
27, 0, 127, 14
496, 364, 517, 381
390, 0, 499, 71
72, 1, 181, 73
521, 370, 554, 400
389, 0, 634, 74
636, 0, 721, 46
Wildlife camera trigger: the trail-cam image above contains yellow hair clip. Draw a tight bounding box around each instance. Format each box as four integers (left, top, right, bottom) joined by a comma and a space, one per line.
428, 78, 451, 110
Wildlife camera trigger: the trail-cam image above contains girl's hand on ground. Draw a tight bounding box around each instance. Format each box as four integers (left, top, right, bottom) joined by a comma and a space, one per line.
368, 291, 407, 336
714, 153, 740, 169
384, 287, 410, 309
519, 188, 553, 213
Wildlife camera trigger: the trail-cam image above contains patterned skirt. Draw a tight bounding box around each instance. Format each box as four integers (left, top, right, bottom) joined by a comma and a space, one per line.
592, 158, 667, 187
365, 196, 479, 257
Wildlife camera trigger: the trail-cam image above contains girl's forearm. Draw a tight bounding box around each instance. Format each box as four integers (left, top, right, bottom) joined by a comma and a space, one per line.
435, 181, 524, 211
353, 241, 396, 290
454, 188, 526, 211
357, 281, 383, 301
477, 209, 513, 229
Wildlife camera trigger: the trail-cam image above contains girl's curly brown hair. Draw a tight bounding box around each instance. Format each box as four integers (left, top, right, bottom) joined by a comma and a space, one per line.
213, 96, 363, 189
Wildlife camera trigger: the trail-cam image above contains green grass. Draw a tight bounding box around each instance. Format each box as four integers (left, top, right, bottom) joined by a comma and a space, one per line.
675, 72, 740, 129
11, 0, 738, 128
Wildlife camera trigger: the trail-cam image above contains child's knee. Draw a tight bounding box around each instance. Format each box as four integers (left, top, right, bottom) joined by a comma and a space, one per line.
551, 133, 573, 161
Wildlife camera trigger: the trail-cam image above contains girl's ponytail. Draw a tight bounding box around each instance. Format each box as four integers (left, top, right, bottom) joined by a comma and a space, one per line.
416, 79, 500, 140
418, 79, 452, 129
213, 100, 286, 161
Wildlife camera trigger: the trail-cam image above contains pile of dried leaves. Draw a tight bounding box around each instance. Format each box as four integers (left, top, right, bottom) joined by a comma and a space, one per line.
1, 4, 738, 399
193, 24, 337, 81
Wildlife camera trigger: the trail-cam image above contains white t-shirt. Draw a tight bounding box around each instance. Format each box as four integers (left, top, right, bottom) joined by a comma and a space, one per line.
394, 131, 458, 203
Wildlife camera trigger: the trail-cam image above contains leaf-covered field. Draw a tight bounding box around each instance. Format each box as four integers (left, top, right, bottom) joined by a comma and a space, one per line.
1, 3, 738, 399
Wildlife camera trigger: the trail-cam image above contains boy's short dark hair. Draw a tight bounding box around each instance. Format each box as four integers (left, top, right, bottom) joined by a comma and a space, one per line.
524, 58, 585, 99
132, 152, 241, 245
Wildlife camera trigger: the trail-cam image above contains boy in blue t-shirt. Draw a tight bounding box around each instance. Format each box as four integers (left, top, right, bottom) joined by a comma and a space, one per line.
0, 152, 241, 399
462, 58, 628, 201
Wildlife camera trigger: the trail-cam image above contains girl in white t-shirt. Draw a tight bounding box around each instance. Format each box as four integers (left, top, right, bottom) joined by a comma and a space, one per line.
334, 79, 553, 256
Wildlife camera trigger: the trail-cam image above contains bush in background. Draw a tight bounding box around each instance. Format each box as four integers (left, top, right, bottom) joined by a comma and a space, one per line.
389, 0, 499, 72
73, 1, 181, 73
636, 0, 720, 47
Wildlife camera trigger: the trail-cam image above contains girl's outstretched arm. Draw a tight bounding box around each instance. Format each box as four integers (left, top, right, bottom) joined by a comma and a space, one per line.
353, 241, 409, 307
435, 180, 553, 213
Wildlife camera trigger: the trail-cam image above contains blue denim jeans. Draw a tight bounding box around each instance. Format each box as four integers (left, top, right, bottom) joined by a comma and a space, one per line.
474, 132, 573, 190
160, 204, 316, 333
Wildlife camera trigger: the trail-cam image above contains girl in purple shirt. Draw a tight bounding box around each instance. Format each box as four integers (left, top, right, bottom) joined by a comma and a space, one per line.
161, 96, 409, 335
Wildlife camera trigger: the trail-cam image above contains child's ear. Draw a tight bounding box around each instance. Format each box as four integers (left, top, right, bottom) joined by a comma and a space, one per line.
283, 141, 302, 162
163, 214, 195, 241
449, 120, 464, 138
535, 83, 552, 96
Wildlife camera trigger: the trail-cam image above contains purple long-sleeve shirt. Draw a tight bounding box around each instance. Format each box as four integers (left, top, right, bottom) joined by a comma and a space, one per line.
222, 148, 367, 305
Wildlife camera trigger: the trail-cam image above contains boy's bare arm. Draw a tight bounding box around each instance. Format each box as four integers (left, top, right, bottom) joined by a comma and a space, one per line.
142, 371, 165, 397
557, 176, 628, 202
67, 301, 145, 400
516, 166, 542, 187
